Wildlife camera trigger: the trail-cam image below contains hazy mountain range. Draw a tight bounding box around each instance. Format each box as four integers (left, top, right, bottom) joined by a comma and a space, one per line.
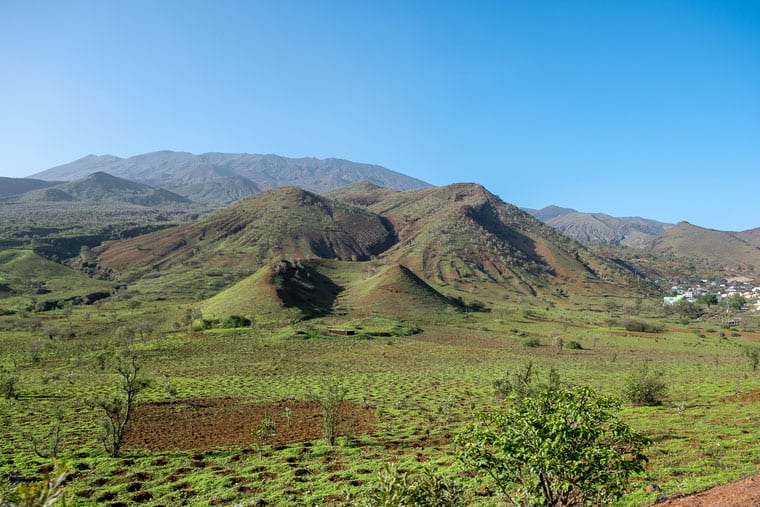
30, 151, 431, 205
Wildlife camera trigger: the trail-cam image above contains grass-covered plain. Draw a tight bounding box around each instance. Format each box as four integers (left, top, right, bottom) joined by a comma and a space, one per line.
0, 294, 759, 506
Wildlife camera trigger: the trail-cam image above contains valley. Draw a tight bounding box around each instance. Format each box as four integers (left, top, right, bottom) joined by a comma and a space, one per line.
0, 173, 759, 506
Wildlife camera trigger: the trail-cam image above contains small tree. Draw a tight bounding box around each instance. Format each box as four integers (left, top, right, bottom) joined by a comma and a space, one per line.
25, 407, 64, 459
0, 371, 19, 400
253, 412, 276, 458
696, 294, 719, 308
744, 346, 760, 372
457, 386, 648, 506
728, 294, 747, 311
88, 354, 149, 457
493, 361, 561, 402
310, 378, 347, 446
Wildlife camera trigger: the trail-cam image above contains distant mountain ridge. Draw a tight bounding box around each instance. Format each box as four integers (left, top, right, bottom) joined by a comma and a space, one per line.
525, 206, 672, 248
31, 151, 432, 205
524, 205, 759, 277
2, 172, 190, 207
651, 222, 760, 272
0, 177, 60, 198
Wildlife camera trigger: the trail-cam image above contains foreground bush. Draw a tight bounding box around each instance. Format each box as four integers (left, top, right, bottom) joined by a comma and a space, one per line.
365, 463, 463, 506
0, 460, 68, 506
458, 386, 648, 506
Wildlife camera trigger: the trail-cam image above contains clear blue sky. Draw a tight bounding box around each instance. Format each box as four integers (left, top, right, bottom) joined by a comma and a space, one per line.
2, 1, 758, 230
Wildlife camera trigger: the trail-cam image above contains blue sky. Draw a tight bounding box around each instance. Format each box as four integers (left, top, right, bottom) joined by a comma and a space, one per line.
1, 1, 758, 230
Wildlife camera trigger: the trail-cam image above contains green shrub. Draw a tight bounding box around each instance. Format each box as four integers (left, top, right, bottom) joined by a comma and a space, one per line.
222, 315, 251, 328
190, 318, 213, 331
623, 319, 663, 333
253, 412, 276, 456
458, 386, 649, 506
0, 373, 19, 400
565, 340, 583, 350
522, 337, 541, 348
365, 463, 463, 506
623, 363, 668, 406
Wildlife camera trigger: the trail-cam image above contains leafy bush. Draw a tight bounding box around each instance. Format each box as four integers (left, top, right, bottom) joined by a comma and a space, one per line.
0, 372, 19, 400
622, 319, 663, 333
222, 315, 252, 328
623, 363, 668, 406
522, 337, 541, 348
565, 340, 583, 350
365, 463, 463, 506
190, 318, 213, 331
458, 386, 648, 506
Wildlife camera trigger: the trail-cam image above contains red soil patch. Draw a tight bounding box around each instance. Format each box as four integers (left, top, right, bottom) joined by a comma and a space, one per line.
123, 398, 375, 451
720, 389, 760, 403
653, 473, 760, 506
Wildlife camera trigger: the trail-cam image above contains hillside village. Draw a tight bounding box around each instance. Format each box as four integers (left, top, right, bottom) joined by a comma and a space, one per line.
663, 277, 760, 312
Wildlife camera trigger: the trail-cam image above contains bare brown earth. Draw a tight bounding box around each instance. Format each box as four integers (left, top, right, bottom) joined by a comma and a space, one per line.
124, 398, 376, 451
653, 474, 760, 506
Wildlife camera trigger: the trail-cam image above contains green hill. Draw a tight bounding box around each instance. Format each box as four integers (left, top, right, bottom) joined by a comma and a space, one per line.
91, 186, 395, 277
201, 259, 341, 324
85, 182, 645, 320
0, 248, 110, 310
342, 183, 637, 298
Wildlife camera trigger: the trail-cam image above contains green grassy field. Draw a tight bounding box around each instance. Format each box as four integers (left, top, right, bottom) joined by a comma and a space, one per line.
0, 292, 758, 506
